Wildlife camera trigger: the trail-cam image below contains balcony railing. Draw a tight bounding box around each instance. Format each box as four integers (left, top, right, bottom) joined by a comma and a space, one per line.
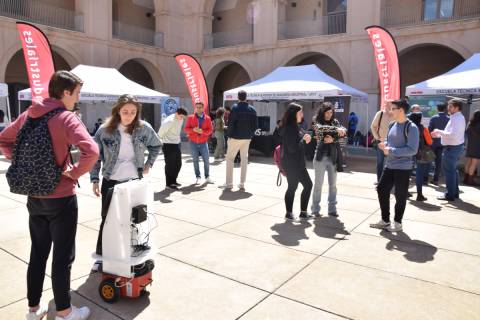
278, 12, 346, 40
384, 0, 480, 27
113, 21, 162, 47
0, 0, 83, 32
205, 26, 253, 49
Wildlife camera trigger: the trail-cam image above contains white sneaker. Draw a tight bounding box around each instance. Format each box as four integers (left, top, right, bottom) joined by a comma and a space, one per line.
369, 219, 390, 229
26, 304, 48, 320
220, 183, 233, 189
387, 222, 403, 232
55, 306, 90, 320
195, 177, 201, 185
205, 177, 214, 184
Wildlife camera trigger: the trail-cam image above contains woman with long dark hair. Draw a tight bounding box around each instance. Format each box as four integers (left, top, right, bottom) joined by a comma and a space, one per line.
90, 94, 161, 259
311, 102, 346, 217
464, 110, 480, 185
280, 103, 313, 220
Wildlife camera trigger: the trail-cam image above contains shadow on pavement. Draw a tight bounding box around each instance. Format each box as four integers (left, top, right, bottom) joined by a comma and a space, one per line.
313, 216, 350, 240
270, 220, 312, 246
153, 189, 174, 203
408, 200, 442, 211
380, 230, 438, 263
218, 189, 252, 201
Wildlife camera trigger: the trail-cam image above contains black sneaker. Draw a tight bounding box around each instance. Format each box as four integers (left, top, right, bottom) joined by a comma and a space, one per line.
416, 194, 427, 202
285, 212, 295, 221
172, 182, 182, 187
167, 184, 179, 190
328, 211, 339, 217
299, 212, 314, 220
407, 192, 413, 198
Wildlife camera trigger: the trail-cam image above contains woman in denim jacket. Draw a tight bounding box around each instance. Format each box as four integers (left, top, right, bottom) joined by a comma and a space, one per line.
90, 94, 161, 257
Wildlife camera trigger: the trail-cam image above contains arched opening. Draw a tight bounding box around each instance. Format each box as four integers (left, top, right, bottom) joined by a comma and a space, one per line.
286, 52, 344, 82
119, 59, 157, 128
209, 62, 251, 111
400, 44, 465, 96
5, 49, 71, 118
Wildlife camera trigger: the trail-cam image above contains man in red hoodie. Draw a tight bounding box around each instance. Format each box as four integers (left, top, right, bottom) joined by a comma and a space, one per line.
0, 71, 99, 320
184, 102, 213, 184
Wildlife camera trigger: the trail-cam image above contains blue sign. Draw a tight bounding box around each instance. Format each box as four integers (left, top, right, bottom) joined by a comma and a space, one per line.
161, 98, 179, 120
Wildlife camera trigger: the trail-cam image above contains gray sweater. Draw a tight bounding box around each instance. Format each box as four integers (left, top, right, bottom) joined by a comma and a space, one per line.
385, 121, 419, 170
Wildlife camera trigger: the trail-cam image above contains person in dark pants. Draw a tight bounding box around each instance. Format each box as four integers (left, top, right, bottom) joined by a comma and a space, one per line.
428, 103, 450, 184
409, 112, 434, 201
370, 99, 419, 232
464, 110, 480, 185
280, 103, 314, 220
91, 95, 161, 258
158, 107, 188, 189
0, 71, 99, 320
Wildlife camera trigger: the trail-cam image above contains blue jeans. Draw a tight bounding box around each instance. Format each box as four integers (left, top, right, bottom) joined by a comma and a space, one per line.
311, 157, 337, 214
432, 146, 443, 182
190, 142, 210, 178
415, 162, 429, 195
443, 144, 463, 199
376, 147, 385, 182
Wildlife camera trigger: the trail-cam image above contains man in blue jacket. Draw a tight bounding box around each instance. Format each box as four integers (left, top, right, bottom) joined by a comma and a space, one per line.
223, 90, 257, 190
370, 99, 419, 232
428, 103, 450, 185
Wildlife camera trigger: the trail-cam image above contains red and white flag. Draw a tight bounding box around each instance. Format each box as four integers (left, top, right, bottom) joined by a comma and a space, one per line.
175, 54, 209, 113
365, 26, 400, 110
16, 22, 55, 101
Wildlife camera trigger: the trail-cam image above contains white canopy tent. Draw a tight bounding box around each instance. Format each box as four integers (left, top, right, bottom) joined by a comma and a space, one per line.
406, 53, 480, 96
223, 64, 371, 140
223, 64, 368, 103
18, 64, 169, 103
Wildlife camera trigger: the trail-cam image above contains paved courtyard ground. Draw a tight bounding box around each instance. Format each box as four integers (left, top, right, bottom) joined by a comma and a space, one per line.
0, 148, 479, 320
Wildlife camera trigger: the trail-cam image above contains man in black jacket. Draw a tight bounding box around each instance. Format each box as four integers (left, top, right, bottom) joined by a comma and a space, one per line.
223, 90, 257, 190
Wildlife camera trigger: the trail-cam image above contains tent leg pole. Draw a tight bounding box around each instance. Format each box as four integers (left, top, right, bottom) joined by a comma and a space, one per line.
18, 101, 21, 117
6, 98, 11, 123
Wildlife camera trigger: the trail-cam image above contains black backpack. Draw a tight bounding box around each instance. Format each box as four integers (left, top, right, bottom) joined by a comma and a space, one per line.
6, 108, 68, 196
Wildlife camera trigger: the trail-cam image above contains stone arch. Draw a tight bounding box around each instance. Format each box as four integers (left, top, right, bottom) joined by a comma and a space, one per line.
115, 57, 167, 92
399, 43, 465, 97
284, 51, 345, 82
206, 60, 252, 109
3, 47, 75, 117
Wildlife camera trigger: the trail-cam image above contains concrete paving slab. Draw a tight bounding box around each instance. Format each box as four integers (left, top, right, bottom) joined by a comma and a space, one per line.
71, 255, 267, 320
325, 232, 480, 294
154, 198, 253, 228
355, 215, 480, 256
277, 257, 480, 320
159, 230, 315, 291
241, 294, 346, 320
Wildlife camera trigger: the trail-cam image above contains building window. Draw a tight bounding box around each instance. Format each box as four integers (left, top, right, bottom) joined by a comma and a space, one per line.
423, 0, 454, 21
327, 0, 347, 14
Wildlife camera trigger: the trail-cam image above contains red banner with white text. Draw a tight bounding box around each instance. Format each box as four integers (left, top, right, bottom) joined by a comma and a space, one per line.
16, 22, 55, 101
365, 26, 400, 110
175, 54, 209, 113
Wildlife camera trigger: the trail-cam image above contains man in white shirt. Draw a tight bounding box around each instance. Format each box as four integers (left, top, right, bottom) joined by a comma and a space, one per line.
158, 107, 188, 190
431, 99, 466, 201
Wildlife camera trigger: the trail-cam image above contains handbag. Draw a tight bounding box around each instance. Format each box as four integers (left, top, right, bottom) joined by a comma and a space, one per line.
417, 145, 436, 164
